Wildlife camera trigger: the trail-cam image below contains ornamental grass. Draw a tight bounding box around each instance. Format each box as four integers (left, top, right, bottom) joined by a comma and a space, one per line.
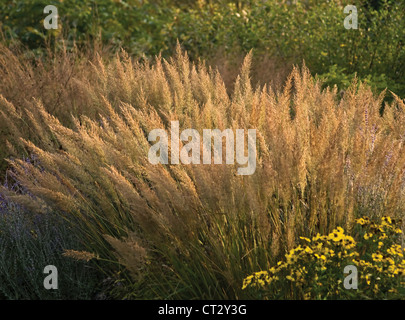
1, 44, 404, 299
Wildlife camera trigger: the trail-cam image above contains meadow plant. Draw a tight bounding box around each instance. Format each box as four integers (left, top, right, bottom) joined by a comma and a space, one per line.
242, 216, 405, 299
1, 47, 405, 299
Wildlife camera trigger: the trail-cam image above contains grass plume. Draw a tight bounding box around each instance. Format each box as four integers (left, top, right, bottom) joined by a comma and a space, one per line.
1, 45, 405, 299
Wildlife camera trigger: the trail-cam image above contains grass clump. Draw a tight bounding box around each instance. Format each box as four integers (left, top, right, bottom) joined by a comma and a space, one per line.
1, 47, 404, 299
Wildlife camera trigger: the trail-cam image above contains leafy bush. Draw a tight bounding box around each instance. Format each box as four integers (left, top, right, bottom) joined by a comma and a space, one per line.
243, 216, 405, 299
317, 65, 404, 101
1, 0, 404, 96
2, 48, 405, 299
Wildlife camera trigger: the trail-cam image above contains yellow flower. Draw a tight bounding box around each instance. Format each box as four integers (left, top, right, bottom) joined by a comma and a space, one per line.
364, 233, 373, 240
388, 265, 399, 275
329, 231, 344, 242
365, 274, 371, 285
336, 227, 344, 234
254, 270, 269, 277
242, 275, 253, 290
381, 216, 392, 225
312, 233, 321, 241
356, 217, 370, 225
372, 253, 383, 262
387, 244, 403, 257
300, 237, 311, 243
257, 279, 265, 287
286, 253, 298, 264
356, 259, 372, 268
286, 275, 295, 281
342, 236, 356, 249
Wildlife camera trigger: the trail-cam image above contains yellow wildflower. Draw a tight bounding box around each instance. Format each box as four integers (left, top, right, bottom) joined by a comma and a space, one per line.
372, 253, 383, 262
364, 233, 373, 240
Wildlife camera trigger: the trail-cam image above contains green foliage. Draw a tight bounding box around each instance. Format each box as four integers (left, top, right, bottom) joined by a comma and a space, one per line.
1, 0, 404, 96
317, 65, 403, 99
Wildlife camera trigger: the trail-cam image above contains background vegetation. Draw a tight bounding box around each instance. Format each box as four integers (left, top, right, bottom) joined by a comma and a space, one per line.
1, 0, 404, 96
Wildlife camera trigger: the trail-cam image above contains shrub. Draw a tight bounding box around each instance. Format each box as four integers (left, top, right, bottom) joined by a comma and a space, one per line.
1, 1, 404, 96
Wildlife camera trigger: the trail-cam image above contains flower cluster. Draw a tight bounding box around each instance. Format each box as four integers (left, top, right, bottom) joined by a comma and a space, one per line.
243, 216, 404, 299
352, 216, 405, 296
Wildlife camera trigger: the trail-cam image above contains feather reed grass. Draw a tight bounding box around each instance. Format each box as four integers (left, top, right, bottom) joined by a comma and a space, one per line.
1, 45, 405, 298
